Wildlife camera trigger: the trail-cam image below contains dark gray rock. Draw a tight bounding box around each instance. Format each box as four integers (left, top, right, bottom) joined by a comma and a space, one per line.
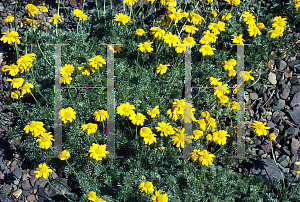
44, 178, 71, 198
0, 184, 12, 195
279, 60, 287, 70
267, 121, 275, 128
291, 138, 300, 150
286, 127, 298, 135
38, 187, 52, 202
12, 167, 22, 179
277, 163, 289, 173
280, 84, 290, 99
250, 92, 258, 100
291, 76, 300, 84
290, 85, 300, 95
250, 159, 283, 182
0, 194, 14, 202
288, 60, 300, 67
273, 99, 285, 111
290, 92, 300, 108
287, 176, 299, 186
283, 146, 291, 156
278, 155, 289, 167
287, 105, 300, 126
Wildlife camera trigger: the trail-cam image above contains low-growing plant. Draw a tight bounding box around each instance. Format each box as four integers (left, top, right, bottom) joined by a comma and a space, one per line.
1, 0, 300, 201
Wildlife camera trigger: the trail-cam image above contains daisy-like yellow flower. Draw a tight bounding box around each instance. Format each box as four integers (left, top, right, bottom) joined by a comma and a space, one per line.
201, 111, 210, 118
59, 107, 76, 124
58, 150, 71, 161
6, 78, 24, 89
211, 10, 217, 17
218, 94, 229, 104
182, 25, 199, 35
36, 131, 55, 149
212, 130, 230, 145
189, 149, 216, 166
214, 82, 229, 97
135, 28, 145, 36
4, 15, 14, 23
143, 133, 157, 145
156, 64, 170, 75
206, 76, 221, 85
168, 8, 183, 23
208, 21, 225, 35
182, 36, 196, 48
138, 41, 154, 53
248, 24, 261, 37
174, 43, 186, 53
164, 32, 180, 47
196, 119, 207, 131
117, 103, 135, 116
267, 133, 277, 141
172, 128, 193, 148
228, 69, 236, 77
1, 64, 20, 76
151, 189, 168, 202
188, 12, 205, 25
139, 181, 154, 194
222, 13, 232, 21
94, 110, 109, 122
17, 53, 36, 73
60, 74, 72, 84
147, 106, 160, 118
20, 82, 34, 96
23, 121, 46, 137
239, 71, 254, 81
199, 45, 216, 56
166, 0, 177, 7
206, 134, 213, 141
61, 64, 75, 76
88, 55, 106, 69
38, 6, 48, 13
203, 30, 218, 43
156, 121, 175, 137
225, 0, 240, 6
192, 130, 203, 140
296, 2, 300, 11
268, 27, 284, 39
149, 27, 166, 40
129, 112, 147, 126
0, 29, 21, 45
231, 34, 245, 45
10, 89, 23, 100
114, 13, 131, 26
25, 4, 38, 17
242, 12, 256, 25
140, 127, 153, 138
73, 9, 88, 21
228, 101, 241, 111
88, 143, 110, 161
81, 123, 98, 135
34, 163, 53, 179
205, 116, 217, 129
108, 45, 122, 54
78, 64, 95, 76
48, 14, 63, 25
251, 120, 271, 136
297, 167, 300, 175
123, 0, 139, 6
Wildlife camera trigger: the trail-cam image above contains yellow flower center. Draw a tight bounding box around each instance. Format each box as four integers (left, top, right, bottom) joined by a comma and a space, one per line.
88, 124, 94, 129
144, 182, 152, 188
169, 36, 175, 41
65, 112, 71, 117
30, 122, 37, 127
143, 44, 149, 48
123, 107, 128, 112
40, 167, 47, 173
95, 148, 102, 154
135, 115, 141, 120
203, 153, 209, 159
256, 124, 264, 130
218, 133, 225, 139
179, 134, 185, 142
142, 128, 150, 133
42, 136, 48, 142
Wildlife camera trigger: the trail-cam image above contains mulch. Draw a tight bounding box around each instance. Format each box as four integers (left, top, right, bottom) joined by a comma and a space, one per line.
1, 0, 300, 201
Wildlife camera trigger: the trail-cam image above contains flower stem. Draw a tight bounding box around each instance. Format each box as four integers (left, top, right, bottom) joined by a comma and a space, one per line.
67, 84, 75, 108
46, 178, 74, 202
96, 0, 100, 19
92, 133, 97, 143
136, 51, 139, 74
29, 92, 48, 118
12, 100, 26, 126
97, 67, 103, 87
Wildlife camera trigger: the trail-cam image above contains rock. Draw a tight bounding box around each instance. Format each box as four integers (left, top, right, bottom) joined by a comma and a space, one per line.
0, 194, 14, 202
279, 60, 287, 70
259, 143, 271, 153
44, 178, 71, 198
283, 146, 291, 156
27, 194, 35, 201
288, 60, 300, 68
30, 176, 38, 186
21, 180, 30, 191
291, 76, 300, 84
258, 149, 264, 155
51, 171, 59, 180
291, 138, 300, 150
292, 156, 298, 163
12, 167, 22, 179
268, 72, 277, 85
290, 92, 300, 108
291, 148, 297, 156
12, 189, 22, 199
35, 178, 47, 188
273, 99, 285, 111
277, 163, 289, 173
290, 85, 300, 95
287, 105, 300, 126
0, 184, 12, 195
267, 121, 275, 128
280, 84, 290, 99
250, 92, 258, 100
21, 173, 29, 181
0, 172, 4, 180
278, 155, 289, 167
287, 176, 299, 186
250, 158, 283, 182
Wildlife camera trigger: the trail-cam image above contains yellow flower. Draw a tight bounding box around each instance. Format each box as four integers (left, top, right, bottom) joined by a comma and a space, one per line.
94, 110, 109, 122
138, 41, 154, 53
195, 119, 207, 131
38, 6, 48, 13
87, 191, 98, 201
222, 13, 232, 20
140, 127, 153, 138
147, 106, 160, 118
20, 82, 34, 96
192, 130, 203, 140
6, 78, 24, 89
225, 0, 240, 6
88, 143, 110, 161
163, 32, 180, 47
203, 30, 218, 43
206, 134, 212, 141
23, 121, 46, 137
182, 36, 196, 48
58, 150, 71, 160
0, 29, 21, 45
139, 181, 154, 194
143, 132, 157, 145
182, 25, 199, 34
59, 107, 76, 124
211, 10, 217, 17
296, 167, 300, 175
34, 163, 53, 179
201, 111, 210, 118
267, 133, 277, 141
151, 189, 168, 202
135, 28, 145, 36
117, 103, 136, 116
78, 64, 95, 76
129, 112, 147, 126
156, 121, 175, 137
17, 53, 36, 73
242, 12, 256, 25
231, 34, 245, 45
174, 43, 186, 53
256, 22, 265, 30
189, 149, 215, 166
4, 16, 14, 23
123, 0, 139, 6
205, 117, 217, 129
166, 0, 177, 7
251, 120, 271, 136
168, 8, 183, 23
81, 123, 98, 135
248, 24, 261, 37
156, 64, 170, 75
188, 12, 204, 25
199, 45, 216, 56
114, 13, 131, 26
48, 14, 63, 25
155, 146, 166, 152
36, 131, 55, 149
10, 90, 23, 100
212, 130, 230, 145
158, 16, 171, 27
1, 64, 19, 76
218, 95, 229, 104
228, 101, 241, 111
73, 9, 88, 21
88, 55, 106, 69
172, 128, 193, 148
268, 27, 284, 39
296, 2, 300, 11
208, 21, 225, 35
61, 64, 75, 76
108, 45, 122, 53
214, 83, 229, 97
25, 4, 38, 17
239, 71, 254, 81
150, 27, 166, 40
60, 74, 72, 84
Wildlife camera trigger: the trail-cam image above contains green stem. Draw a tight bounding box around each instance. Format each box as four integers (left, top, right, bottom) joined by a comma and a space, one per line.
97, 67, 103, 87
67, 84, 75, 108
96, 0, 100, 19
102, 121, 105, 134
66, 160, 81, 183
29, 92, 48, 118
136, 51, 139, 74
92, 133, 97, 143
286, 179, 300, 201
46, 178, 74, 202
